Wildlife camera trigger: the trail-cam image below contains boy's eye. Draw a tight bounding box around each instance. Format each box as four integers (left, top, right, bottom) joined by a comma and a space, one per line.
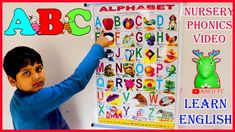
23, 71, 31, 76
36, 66, 43, 73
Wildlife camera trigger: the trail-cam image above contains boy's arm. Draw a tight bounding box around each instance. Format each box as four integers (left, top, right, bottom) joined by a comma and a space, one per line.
33, 44, 104, 115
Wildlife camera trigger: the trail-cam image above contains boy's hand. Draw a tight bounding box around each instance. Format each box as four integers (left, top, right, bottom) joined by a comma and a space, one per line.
96, 30, 113, 48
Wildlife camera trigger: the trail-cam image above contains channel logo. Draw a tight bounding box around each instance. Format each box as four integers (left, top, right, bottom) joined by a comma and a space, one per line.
192, 88, 200, 94
192, 88, 224, 94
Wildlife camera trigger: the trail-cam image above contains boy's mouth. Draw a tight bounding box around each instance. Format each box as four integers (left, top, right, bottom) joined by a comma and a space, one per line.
33, 81, 44, 88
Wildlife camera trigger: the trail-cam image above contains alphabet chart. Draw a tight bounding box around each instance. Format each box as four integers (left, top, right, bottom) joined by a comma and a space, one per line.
93, 3, 180, 129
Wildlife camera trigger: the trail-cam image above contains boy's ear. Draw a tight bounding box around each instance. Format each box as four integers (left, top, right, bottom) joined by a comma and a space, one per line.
7, 76, 16, 87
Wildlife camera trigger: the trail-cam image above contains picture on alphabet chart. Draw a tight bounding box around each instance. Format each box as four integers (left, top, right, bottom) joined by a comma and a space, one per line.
93, 3, 180, 129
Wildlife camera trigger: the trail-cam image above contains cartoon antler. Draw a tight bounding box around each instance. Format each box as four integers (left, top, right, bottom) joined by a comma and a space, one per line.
192, 49, 203, 59
208, 50, 220, 59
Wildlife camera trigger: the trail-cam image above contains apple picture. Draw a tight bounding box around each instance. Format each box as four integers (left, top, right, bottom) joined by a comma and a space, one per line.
103, 18, 114, 30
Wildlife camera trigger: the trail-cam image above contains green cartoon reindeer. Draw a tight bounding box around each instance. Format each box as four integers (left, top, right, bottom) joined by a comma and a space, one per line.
192, 50, 221, 88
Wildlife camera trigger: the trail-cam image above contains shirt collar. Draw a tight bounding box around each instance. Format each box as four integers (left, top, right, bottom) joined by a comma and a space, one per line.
14, 88, 35, 97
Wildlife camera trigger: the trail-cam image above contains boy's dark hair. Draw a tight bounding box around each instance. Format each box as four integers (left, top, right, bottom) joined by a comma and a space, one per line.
3, 46, 43, 80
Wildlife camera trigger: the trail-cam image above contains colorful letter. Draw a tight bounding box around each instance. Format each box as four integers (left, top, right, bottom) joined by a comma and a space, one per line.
4, 8, 36, 35
67, 8, 91, 36
37, 8, 63, 35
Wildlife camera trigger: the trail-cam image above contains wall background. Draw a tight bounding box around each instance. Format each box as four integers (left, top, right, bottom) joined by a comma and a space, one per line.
2, 2, 232, 129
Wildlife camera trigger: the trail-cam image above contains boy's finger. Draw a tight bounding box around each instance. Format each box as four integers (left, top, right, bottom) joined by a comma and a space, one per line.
100, 30, 104, 36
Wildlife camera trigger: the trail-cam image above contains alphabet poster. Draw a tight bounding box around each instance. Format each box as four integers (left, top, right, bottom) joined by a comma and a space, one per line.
2, 2, 232, 130
93, 3, 180, 129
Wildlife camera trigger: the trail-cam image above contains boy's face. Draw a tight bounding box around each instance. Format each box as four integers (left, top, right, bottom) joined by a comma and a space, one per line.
8, 63, 46, 92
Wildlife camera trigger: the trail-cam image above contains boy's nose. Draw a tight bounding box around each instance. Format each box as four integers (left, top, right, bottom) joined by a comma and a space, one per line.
32, 73, 40, 81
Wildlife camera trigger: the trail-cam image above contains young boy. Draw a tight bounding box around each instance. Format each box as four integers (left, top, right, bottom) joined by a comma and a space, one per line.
3, 31, 112, 129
